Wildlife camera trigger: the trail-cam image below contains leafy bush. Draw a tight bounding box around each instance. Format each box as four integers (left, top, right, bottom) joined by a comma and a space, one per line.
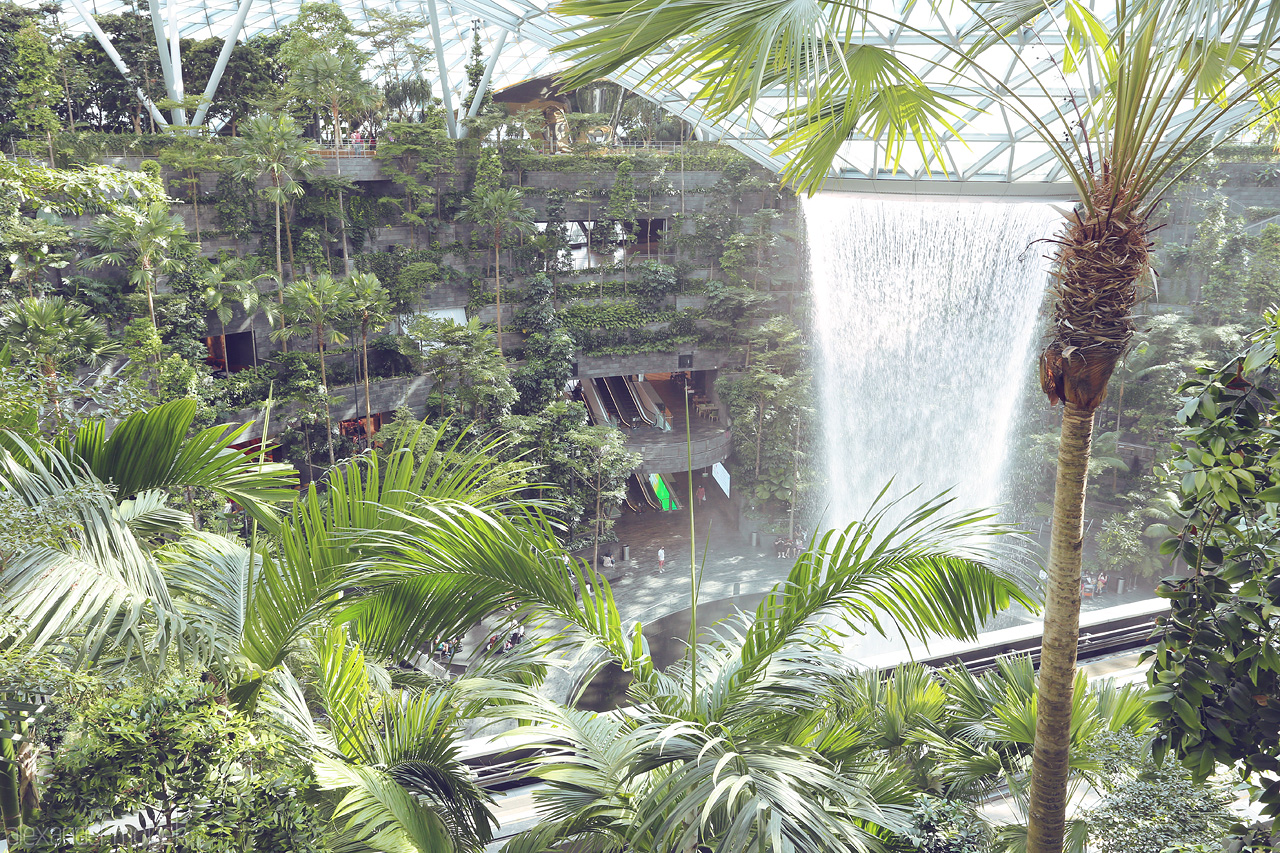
1083, 730, 1241, 853
903, 795, 990, 853
31, 680, 325, 853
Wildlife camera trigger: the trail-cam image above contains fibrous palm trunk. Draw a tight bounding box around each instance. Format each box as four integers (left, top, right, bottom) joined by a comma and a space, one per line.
1028, 175, 1151, 853
494, 232, 504, 353
316, 324, 336, 466
362, 323, 374, 437
273, 185, 288, 353
1027, 401, 1092, 851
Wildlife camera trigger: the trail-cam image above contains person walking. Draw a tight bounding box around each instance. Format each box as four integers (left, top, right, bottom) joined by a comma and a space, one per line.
696, 484, 706, 506
657, 547, 666, 573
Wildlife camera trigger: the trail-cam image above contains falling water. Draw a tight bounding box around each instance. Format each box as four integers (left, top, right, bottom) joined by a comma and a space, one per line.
806, 195, 1061, 529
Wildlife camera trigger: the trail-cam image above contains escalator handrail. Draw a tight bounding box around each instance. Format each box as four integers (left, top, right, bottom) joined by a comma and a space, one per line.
598, 378, 634, 430
622, 376, 656, 426
637, 473, 662, 509
580, 378, 616, 427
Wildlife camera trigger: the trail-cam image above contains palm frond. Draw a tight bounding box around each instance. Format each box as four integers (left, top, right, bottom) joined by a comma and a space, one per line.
315, 759, 454, 853
54, 399, 297, 528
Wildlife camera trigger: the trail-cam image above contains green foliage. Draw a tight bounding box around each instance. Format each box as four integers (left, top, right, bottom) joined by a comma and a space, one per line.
277, 2, 366, 71
1, 19, 60, 141
904, 794, 990, 853
409, 316, 517, 420
1147, 312, 1280, 817
1082, 730, 1241, 853
632, 260, 679, 308
31, 680, 325, 853
397, 260, 441, 301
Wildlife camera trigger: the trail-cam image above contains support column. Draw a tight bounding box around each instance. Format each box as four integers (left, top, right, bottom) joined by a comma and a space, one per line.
191, 0, 255, 127
458, 27, 507, 137
149, 0, 175, 99
167, 0, 188, 125
426, 0, 458, 139
65, 0, 169, 129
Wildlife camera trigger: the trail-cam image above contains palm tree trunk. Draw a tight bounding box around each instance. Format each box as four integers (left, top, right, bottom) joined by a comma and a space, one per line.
1027, 401, 1094, 853
362, 324, 374, 437
273, 188, 288, 353
494, 234, 503, 353
316, 325, 336, 465
285, 201, 297, 276
191, 170, 202, 242
333, 103, 352, 275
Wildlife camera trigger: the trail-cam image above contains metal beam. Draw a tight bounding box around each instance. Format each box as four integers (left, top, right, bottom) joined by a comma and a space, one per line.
148, 0, 175, 98
64, 0, 169, 128
426, 0, 458, 138
166, 0, 187, 124
462, 26, 507, 130
190, 0, 255, 126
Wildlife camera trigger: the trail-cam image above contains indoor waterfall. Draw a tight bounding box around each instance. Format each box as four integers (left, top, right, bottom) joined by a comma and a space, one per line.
806, 195, 1061, 534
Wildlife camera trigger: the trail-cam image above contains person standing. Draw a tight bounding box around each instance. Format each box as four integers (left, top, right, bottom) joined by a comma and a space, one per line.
657, 547, 666, 573
696, 484, 706, 506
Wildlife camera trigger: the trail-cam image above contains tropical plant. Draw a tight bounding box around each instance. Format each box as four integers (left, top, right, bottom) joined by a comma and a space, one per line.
552, 4, 1280, 851
461, 186, 538, 353
290, 52, 378, 274
493, 492, 1035, 853
157, 133, 221, 242
1146, 314, 1280, 818
226, 112, 320, 344
345, 271, 391, 436
197, 262, 270, 371
277, 272, 351, 466
0, 296, 118, 427
79, 200, 191, 328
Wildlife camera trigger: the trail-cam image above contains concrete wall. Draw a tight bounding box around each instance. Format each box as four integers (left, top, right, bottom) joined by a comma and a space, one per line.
228, 373, 435, 442
575, 349, 734, 378
635, 428, 733, 476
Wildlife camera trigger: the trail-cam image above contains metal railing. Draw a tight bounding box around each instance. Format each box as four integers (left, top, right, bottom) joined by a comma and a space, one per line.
309, 139, 378, 157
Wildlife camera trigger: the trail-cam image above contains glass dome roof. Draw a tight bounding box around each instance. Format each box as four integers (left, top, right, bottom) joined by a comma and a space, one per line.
24, 0, 1267, 197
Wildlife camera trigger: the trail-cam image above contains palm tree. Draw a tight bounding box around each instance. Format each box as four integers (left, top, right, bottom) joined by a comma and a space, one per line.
197, 263, 270, 371
553, 4, 1280, 851
227, 113, 320, 349
478, 492, 1034, 853
0, 296, 119, 427
0, 420, 574, 852
345, 271, 391, 438
278, 273, 351, 466
461, 187, 537, 353
80, 201, 191, 328
290, 53, 378, 275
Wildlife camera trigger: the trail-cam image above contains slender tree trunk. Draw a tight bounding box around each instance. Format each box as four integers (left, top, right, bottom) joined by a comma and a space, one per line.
316, 325, 336, 465
1112, 376, 1126, 492
362, 324, 374, 437
754, 395, 765, 480
142, 261, 157, 329
273, 188, 288, 352
333, 104, 352, 275
494, 234, 503, 353
1027, 402, 1094, 853
285, 201, 296, 276
191, 170, 202, 242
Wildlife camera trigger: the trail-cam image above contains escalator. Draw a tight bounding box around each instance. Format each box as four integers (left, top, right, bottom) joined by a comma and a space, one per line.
624, 474, 651, 512
650, 473, 681, 511
634, 473, 662, 510
579, 378, 614, 427
603, 376, 644, 429
591, 378, 629, 429
572, 383, 598, 425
